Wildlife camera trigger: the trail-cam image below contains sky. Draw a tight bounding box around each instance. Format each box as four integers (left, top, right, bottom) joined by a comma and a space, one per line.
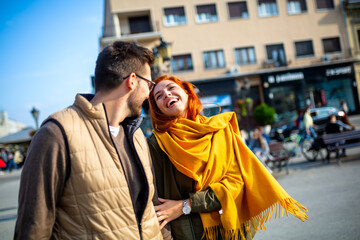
0, 0, 103, 128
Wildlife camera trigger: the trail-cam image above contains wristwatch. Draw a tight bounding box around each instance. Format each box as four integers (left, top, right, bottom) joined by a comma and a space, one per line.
182, 199, 191, 215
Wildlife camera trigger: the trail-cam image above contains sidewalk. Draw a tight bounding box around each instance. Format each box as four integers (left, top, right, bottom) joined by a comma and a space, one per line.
0, 169, 22, 184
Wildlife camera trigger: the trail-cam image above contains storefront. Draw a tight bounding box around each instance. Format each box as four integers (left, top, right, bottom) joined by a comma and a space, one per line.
261, 61, 360, 123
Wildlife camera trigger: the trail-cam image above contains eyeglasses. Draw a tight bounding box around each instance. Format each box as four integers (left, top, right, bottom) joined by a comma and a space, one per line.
123, 73, 155, 91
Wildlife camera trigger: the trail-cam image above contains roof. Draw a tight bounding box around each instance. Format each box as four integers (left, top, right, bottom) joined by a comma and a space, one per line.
0, 127, 34, 144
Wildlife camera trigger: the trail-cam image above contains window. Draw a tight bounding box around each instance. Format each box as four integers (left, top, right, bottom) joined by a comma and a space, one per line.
295, 40, 314, 57
266, 44, 287, 67
257, 0, 278, 17
203, 50, 226, 69
163, 7, 186, 26
129, 16, 151, 34
315, 0, 334, 10
357, 29, 360, 48
235, 47, 256, 65
322, 37, 341, 53
171, 54, 193, 72
228, 1, 249, 19
287, 0, 307, 14
196, 4, 218, 23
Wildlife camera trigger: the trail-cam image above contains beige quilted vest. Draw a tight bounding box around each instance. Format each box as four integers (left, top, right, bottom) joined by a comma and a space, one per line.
50, 94, 162, 240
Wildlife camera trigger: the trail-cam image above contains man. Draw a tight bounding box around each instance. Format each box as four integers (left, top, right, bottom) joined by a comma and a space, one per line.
15, 41, 163, 239
325, 114, 353, 160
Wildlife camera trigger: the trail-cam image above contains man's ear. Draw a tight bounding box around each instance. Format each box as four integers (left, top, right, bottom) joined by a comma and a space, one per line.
125, 73, 137, 90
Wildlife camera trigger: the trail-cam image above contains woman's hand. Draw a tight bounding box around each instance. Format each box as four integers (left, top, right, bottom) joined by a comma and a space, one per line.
154, 198, 188, 229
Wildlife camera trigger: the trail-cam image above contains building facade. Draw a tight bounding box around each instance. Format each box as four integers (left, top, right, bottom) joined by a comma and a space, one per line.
100, 0, 360, 128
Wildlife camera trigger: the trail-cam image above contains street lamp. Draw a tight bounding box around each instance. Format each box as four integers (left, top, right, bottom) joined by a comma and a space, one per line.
235, 78, 251, 136
152, 38, 172, 79
243, 78, 251, 137
31, 107, 39, 129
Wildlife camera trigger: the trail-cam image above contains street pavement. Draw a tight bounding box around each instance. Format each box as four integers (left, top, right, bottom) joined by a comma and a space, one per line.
1, 115, 360, 240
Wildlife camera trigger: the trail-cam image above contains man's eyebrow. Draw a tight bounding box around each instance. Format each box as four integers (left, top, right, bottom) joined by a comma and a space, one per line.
154, 83, 175, 97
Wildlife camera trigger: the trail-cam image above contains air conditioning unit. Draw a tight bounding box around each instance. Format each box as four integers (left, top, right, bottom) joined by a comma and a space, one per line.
263, 60, 275, 68
321, 55, 331, 63
228, 65, 240, 74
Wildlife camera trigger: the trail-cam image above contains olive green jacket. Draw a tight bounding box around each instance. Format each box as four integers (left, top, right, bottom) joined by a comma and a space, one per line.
148, 134, 221, 240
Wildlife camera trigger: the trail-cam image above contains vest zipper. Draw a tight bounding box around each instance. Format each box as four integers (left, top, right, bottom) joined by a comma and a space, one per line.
127, 129, 149, 240
103, 105, 144, 240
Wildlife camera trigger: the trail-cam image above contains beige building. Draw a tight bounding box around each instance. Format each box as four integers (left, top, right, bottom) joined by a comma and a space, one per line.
100, 0, 360, 127
343, 0, 360, 102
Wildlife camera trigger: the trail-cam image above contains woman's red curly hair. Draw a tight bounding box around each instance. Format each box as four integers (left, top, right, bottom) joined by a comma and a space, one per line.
149, 75, 203, 132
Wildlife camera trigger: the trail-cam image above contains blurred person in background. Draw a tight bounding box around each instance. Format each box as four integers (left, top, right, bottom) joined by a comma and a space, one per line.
340, 99, 349, 115
248, 126, 273, 174
303, 107, 317, 139
325, 114, 353, 160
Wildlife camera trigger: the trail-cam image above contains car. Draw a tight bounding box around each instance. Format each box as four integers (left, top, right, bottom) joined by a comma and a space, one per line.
269, 107, 345, 141
310, 107, 345, 134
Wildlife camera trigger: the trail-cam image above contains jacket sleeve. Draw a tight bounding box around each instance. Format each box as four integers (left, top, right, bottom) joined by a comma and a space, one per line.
189, 187, 222, 213
14, 122, 68, 240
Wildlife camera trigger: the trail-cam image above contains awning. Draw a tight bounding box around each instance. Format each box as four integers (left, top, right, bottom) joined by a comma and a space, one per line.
0, 127, 34, 144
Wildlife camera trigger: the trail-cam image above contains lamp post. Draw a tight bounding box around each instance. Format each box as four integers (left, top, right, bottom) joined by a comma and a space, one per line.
30, 107, 39, 129
235, 78, 251, 137
152, 38, 172, 79
243, 78, 251, 137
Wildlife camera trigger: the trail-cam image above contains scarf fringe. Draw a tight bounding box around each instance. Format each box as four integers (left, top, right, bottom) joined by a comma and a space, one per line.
203, 197, 308, 240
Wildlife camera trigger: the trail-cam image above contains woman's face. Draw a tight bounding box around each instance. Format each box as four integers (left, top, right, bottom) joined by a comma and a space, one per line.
253, 129, 260, 139
153, 80, 189, 118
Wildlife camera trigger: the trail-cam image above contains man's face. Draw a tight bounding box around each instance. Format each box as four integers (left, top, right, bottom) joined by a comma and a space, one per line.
127, 64, 152, 118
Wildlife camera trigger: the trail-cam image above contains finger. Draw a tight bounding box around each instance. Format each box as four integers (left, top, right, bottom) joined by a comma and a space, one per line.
157, 215, 166, 222
154, 205, 161, 211
158, 197, 166, 203
160, 220, 168, 229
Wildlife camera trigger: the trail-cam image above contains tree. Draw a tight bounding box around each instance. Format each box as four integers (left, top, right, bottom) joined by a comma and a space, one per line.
253, 103, 275, 126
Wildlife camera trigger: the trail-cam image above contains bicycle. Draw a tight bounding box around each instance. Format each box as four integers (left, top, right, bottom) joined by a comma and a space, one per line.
282, 131, 320, 161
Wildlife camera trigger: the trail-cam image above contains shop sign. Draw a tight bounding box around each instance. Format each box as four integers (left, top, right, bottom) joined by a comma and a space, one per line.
325, 66, 352, 77
267, 72, 304, 84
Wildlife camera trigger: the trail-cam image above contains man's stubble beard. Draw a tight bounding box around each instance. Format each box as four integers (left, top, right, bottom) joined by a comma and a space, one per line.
127, 88, 145, 118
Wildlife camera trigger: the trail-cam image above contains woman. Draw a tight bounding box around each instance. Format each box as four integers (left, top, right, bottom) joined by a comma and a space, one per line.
248, 127, 273, 174
148, 75, 308, 240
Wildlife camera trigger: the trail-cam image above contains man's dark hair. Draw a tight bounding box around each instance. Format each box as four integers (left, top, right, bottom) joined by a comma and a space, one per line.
94, 41, 154, 92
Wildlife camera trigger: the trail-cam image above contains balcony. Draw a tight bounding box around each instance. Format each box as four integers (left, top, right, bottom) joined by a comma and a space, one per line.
101, 9, 161, 47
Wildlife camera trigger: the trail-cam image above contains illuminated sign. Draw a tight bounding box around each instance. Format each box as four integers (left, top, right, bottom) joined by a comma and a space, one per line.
325, 66, 351, 77
267, 72, 304, 84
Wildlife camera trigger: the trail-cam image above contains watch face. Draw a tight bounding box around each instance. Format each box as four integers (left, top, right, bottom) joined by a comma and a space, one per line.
183, 206, 191, 215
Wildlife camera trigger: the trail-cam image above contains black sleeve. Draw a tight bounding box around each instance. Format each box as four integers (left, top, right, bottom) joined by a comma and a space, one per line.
147, 135, 173, 240
147, 135, 221, 213
14, 121, 68, 240
189, 187, 222, 213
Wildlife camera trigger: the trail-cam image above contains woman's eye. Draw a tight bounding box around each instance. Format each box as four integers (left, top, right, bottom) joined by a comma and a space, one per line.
156, 94, 162, 100
169, 86, 174, 90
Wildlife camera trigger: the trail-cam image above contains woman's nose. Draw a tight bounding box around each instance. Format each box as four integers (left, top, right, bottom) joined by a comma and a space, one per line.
164, 91, 171, 97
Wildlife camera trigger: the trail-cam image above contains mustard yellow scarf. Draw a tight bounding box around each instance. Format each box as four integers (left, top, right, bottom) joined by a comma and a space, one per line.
153, 112, 308, 240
